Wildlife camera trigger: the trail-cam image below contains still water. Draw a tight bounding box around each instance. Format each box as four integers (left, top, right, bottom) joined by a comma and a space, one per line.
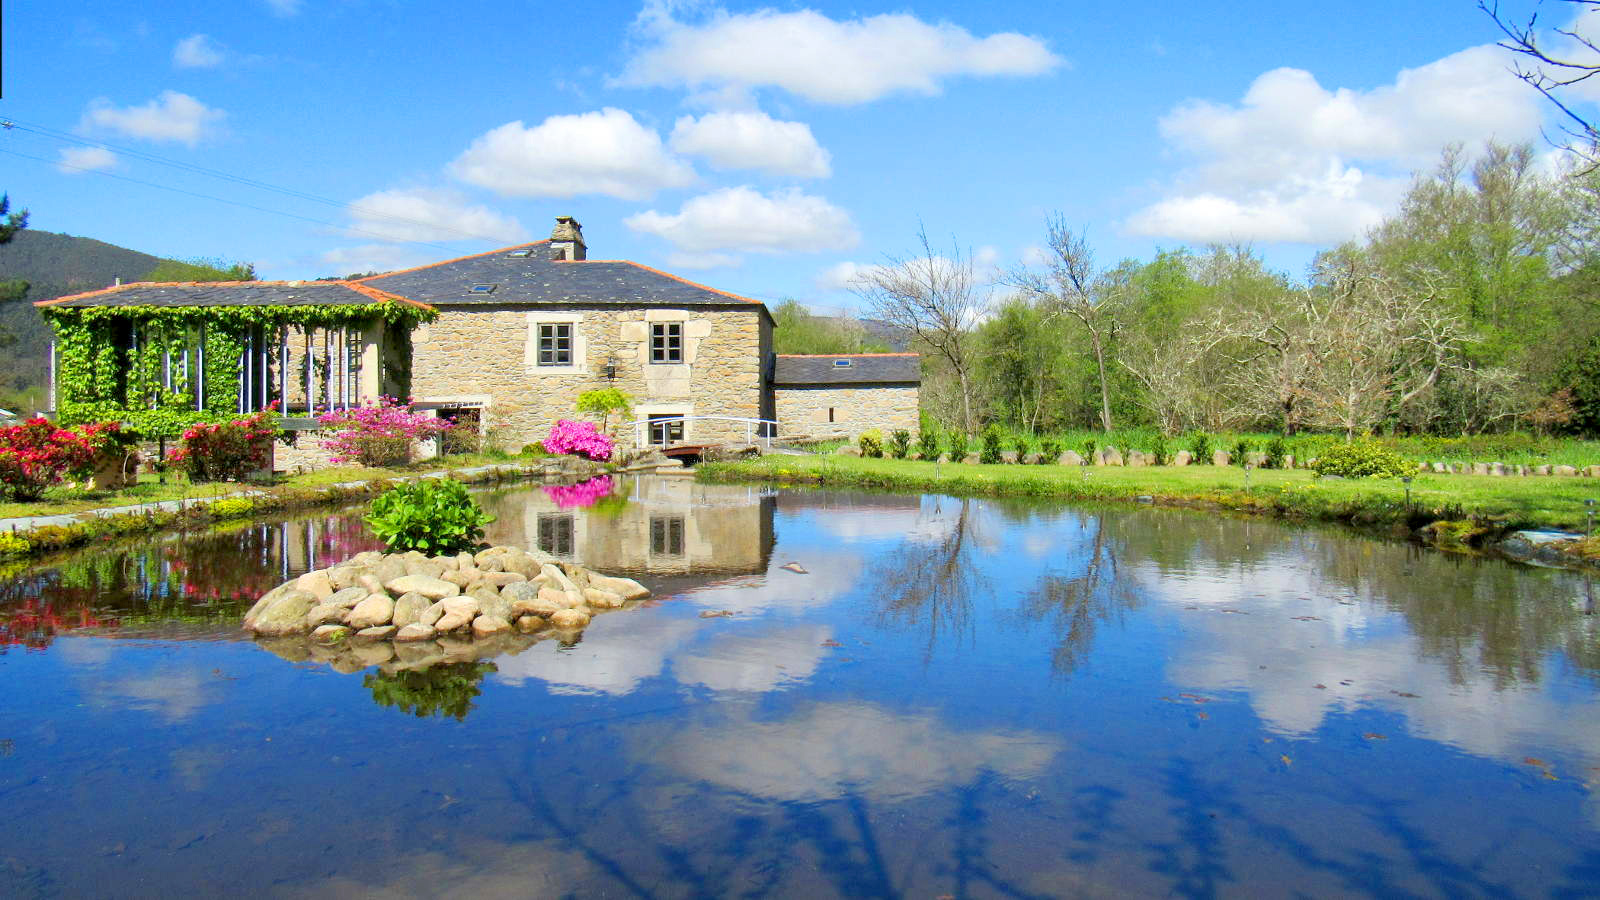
1, 476, 1597, 898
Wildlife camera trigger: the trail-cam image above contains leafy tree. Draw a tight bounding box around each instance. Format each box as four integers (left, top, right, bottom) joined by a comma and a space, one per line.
364, 662, 497, 721
771, 298, 889, 354
575, 388, 634, 432
0, 195, 28, 346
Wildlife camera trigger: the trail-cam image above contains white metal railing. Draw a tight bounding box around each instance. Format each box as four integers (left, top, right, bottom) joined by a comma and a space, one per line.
625, 415, 779, 449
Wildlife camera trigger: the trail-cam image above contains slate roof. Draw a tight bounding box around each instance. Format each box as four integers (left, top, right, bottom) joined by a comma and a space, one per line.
360, 242, 771, 318
773, 354, 920, 385
36, 280, 427, 310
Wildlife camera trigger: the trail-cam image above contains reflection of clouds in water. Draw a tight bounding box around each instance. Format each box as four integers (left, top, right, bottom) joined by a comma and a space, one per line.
672, 624, 832, 693
812, 505, 955, 544
658, 701, 1060, 803
1151, 559, 1600, 774
54, 637, 115, 665
1021, 531, 1056, 560
82, 666, 219, 723
311, 837, 597, 899
492, 615, 701, 695
676, 550, 864, 615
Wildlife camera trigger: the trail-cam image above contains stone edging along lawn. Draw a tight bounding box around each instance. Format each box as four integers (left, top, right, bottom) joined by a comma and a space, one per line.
697, 454, 1600, 571
0, 457, 610, 567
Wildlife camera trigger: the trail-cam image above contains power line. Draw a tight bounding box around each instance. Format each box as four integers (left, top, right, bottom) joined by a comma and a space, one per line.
0, 145, 466, 253
0, 114, 521, 246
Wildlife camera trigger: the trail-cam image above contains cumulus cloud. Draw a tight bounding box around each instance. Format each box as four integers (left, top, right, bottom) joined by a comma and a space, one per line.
619, 5, 1062, 105
56, 145, 117, 174
449, 107, 695, 200
172, 34, 224, 68
319, 243, 433, 277
344, 187, 528, 244
80, 90, 225, 146
625, 186, 858, 268
1126, 45, 1547, 245
669, 111, 831, 177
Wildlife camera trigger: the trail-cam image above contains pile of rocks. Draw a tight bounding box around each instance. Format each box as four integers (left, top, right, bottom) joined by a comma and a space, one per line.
242, 546, 650, 645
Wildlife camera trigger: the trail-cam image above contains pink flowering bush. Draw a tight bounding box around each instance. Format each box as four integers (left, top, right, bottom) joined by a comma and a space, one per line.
0, 418, 94, 501
169, 406, 280, 483
542, 419, 614, 462
317, 397, 452, 468
543, 475, 615, 509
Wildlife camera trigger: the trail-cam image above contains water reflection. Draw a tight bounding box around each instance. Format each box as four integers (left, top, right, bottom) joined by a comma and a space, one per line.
364, 662, 497, 721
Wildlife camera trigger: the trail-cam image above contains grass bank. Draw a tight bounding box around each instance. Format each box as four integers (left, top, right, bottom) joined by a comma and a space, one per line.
699, 454, 1600, 545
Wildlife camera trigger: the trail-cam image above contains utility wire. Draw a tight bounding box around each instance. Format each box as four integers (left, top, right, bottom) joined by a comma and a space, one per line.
0, 145, 466, 254
0, 115, 521, 246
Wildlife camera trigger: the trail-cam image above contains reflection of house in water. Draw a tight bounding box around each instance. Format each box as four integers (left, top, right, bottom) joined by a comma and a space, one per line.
482, 479, 775, 578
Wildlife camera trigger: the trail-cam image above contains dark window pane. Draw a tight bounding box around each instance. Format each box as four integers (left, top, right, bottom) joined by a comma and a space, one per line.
537, 514, 574, 557
537, 323, 572, 366
650, 322, 683, 363
650, 516, 685, 556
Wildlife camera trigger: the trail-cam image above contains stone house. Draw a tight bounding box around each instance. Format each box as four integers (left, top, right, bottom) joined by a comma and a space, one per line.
39, 217, 919, 459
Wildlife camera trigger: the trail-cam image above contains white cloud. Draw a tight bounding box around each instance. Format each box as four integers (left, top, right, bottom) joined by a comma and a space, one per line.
80, 90, 225, 146
625, 186, 857, 267
1126, 45, 1548, 245
816, 260, 870, 291
56, 145, 117, 174
319, 243, 432, 276
265, 0, 302, 16
669, 111, 831, 177
620, 6, 1062, 105
344, 187, 528, 244
449, 107, 695, 201
172, 34, 224, 68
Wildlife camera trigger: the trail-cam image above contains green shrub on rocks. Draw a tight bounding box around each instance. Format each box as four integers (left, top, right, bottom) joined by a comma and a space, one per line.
888, 430, 912, 459
947, 431, 970, 460
1232, 437, 1253, 466
365, 480, 494, 554
1040, 439, 1062, 462
980, 426, 1004, 464
858, 429, 885, 458
1187, 433, 1212, 464
1264, 436, 1289, 469
1150, 434, 1171, 466
1312, 441, 1414, 479
917, 427, 940, 459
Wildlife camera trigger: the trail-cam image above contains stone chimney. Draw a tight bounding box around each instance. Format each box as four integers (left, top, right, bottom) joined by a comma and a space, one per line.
549, 216, 586, 261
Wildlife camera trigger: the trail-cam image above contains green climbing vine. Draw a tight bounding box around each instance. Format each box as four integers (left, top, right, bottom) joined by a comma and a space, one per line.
42, 302, 434, 438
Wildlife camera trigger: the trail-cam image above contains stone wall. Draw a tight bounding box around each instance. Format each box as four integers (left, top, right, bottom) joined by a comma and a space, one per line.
409, 305, 769, 449
774, 384, 920, 440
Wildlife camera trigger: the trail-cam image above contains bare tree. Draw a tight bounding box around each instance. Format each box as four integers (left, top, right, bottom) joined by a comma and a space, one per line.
1009, 215, 1122, 432
1482, 0, 1600, 162
852, 227, 988, 435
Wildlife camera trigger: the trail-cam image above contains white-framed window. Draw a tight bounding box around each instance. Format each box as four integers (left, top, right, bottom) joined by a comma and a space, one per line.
537, 323, 572, 366
650, 322, 683, 364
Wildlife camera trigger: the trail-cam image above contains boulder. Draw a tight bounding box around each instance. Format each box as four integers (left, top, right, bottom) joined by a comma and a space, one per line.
1022, 452, 1041, 465
347, 594, 396, 630
548, 608, 591, 630
515, 615, 546, 634
584, 588, 625, 609
432, 554, 459, 572
962, 453, 981, 465
1588, 465, 1600, 478
1059, 450, 1084, 467
935, 454, 951, 464
1534, 465, 1552, 476
1555, 465, 1579, 476
382, 574, 459, 600
1490, 462, 1507, 477
479, 556, 505, 573
355, 625, 397, 641
1126, 450, 1147, 468
1431, 462, 1448, 473
588, 574, 650, 601
1212, 450, 1231, 467
311, 624, 349, 644
390, 592, 431, 629
474, 589, 513, 622
394, 623, 438, 642
482, 571, 527, 588
326, 586, 368, 609
557, 562, 591, 591
244, 583, 297, 629
835, 445, 861, 457
418, 599, 446, 627
441, 569, 476, 589
250, 590, 321, 636
1100, 446, 1123, 466
511, 594, 563, 618
403, 557, 444, 579
1172, 450, 1191, 466
1471, 462, 1490, 476
327, 565, 362, 592
539, 586, 584, 609
540, 563, 579, 594
306, 603, 350, 628
357, 574, 387, 596
999, 450, 1019, 464
500, 552, 540, 579
471, 614, 511, 638
294, 570, 334, 601
434, 611, 473, 633
1245, 451, 1268, 468
455, 551, 477, 570
350, 642, 394, 666
371, 555, 407, 587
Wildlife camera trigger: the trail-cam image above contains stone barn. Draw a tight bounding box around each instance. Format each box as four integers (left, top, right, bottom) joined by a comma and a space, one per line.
772, 353, 921, 440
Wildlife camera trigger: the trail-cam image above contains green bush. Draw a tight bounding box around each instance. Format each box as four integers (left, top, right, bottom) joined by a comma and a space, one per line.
1010, 435, 1031, 460
1080, 437, 1097, 458
1040, 439, 1062, 462
1150, 434, 1170, 466
1264, 436, 1288, 469
888, 429, 912, 459
980, 426, 1004, 464
947, 431, 970, 460
858, 429, 885, 458
1232, 437, 1253, 466
917, 427, 940, 459
1312, 441, 1415, 479
1187, 432, 1212, 463
365, 479, 494, 554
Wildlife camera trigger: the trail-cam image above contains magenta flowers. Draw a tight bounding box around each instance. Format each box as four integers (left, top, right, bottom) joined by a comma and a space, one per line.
542, 419, 614, 462
317, 397, 452, 468
542, 475, 615, 509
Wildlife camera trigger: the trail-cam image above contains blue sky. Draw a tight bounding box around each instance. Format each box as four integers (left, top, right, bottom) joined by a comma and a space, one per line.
1, 0, 1589, 310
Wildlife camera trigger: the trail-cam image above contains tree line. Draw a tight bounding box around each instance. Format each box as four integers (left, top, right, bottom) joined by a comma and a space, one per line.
852, 142, 1600, 438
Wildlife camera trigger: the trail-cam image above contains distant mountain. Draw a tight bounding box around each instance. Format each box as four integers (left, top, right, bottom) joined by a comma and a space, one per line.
0, 230, 168, 410
857, 317, 910, 352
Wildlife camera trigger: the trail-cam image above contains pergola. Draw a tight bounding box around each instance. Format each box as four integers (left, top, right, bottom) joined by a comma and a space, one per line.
36, 280, 435, 434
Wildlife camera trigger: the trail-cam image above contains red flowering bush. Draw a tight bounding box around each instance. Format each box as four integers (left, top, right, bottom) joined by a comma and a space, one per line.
316, 397, 452, 468
168, 406, 280, 483
542, 419, 614, 462
0, 418, 94, 501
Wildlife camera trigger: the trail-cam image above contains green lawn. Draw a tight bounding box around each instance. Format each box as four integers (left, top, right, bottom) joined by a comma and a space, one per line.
701, 454, 1600, 532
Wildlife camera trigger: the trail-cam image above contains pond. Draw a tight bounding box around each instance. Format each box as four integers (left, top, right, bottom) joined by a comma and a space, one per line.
1, 475, 1597, 897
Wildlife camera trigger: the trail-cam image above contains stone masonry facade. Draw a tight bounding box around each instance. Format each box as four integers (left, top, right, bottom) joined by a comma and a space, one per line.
773, 384, 920, 440
410, 305, 772, 450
